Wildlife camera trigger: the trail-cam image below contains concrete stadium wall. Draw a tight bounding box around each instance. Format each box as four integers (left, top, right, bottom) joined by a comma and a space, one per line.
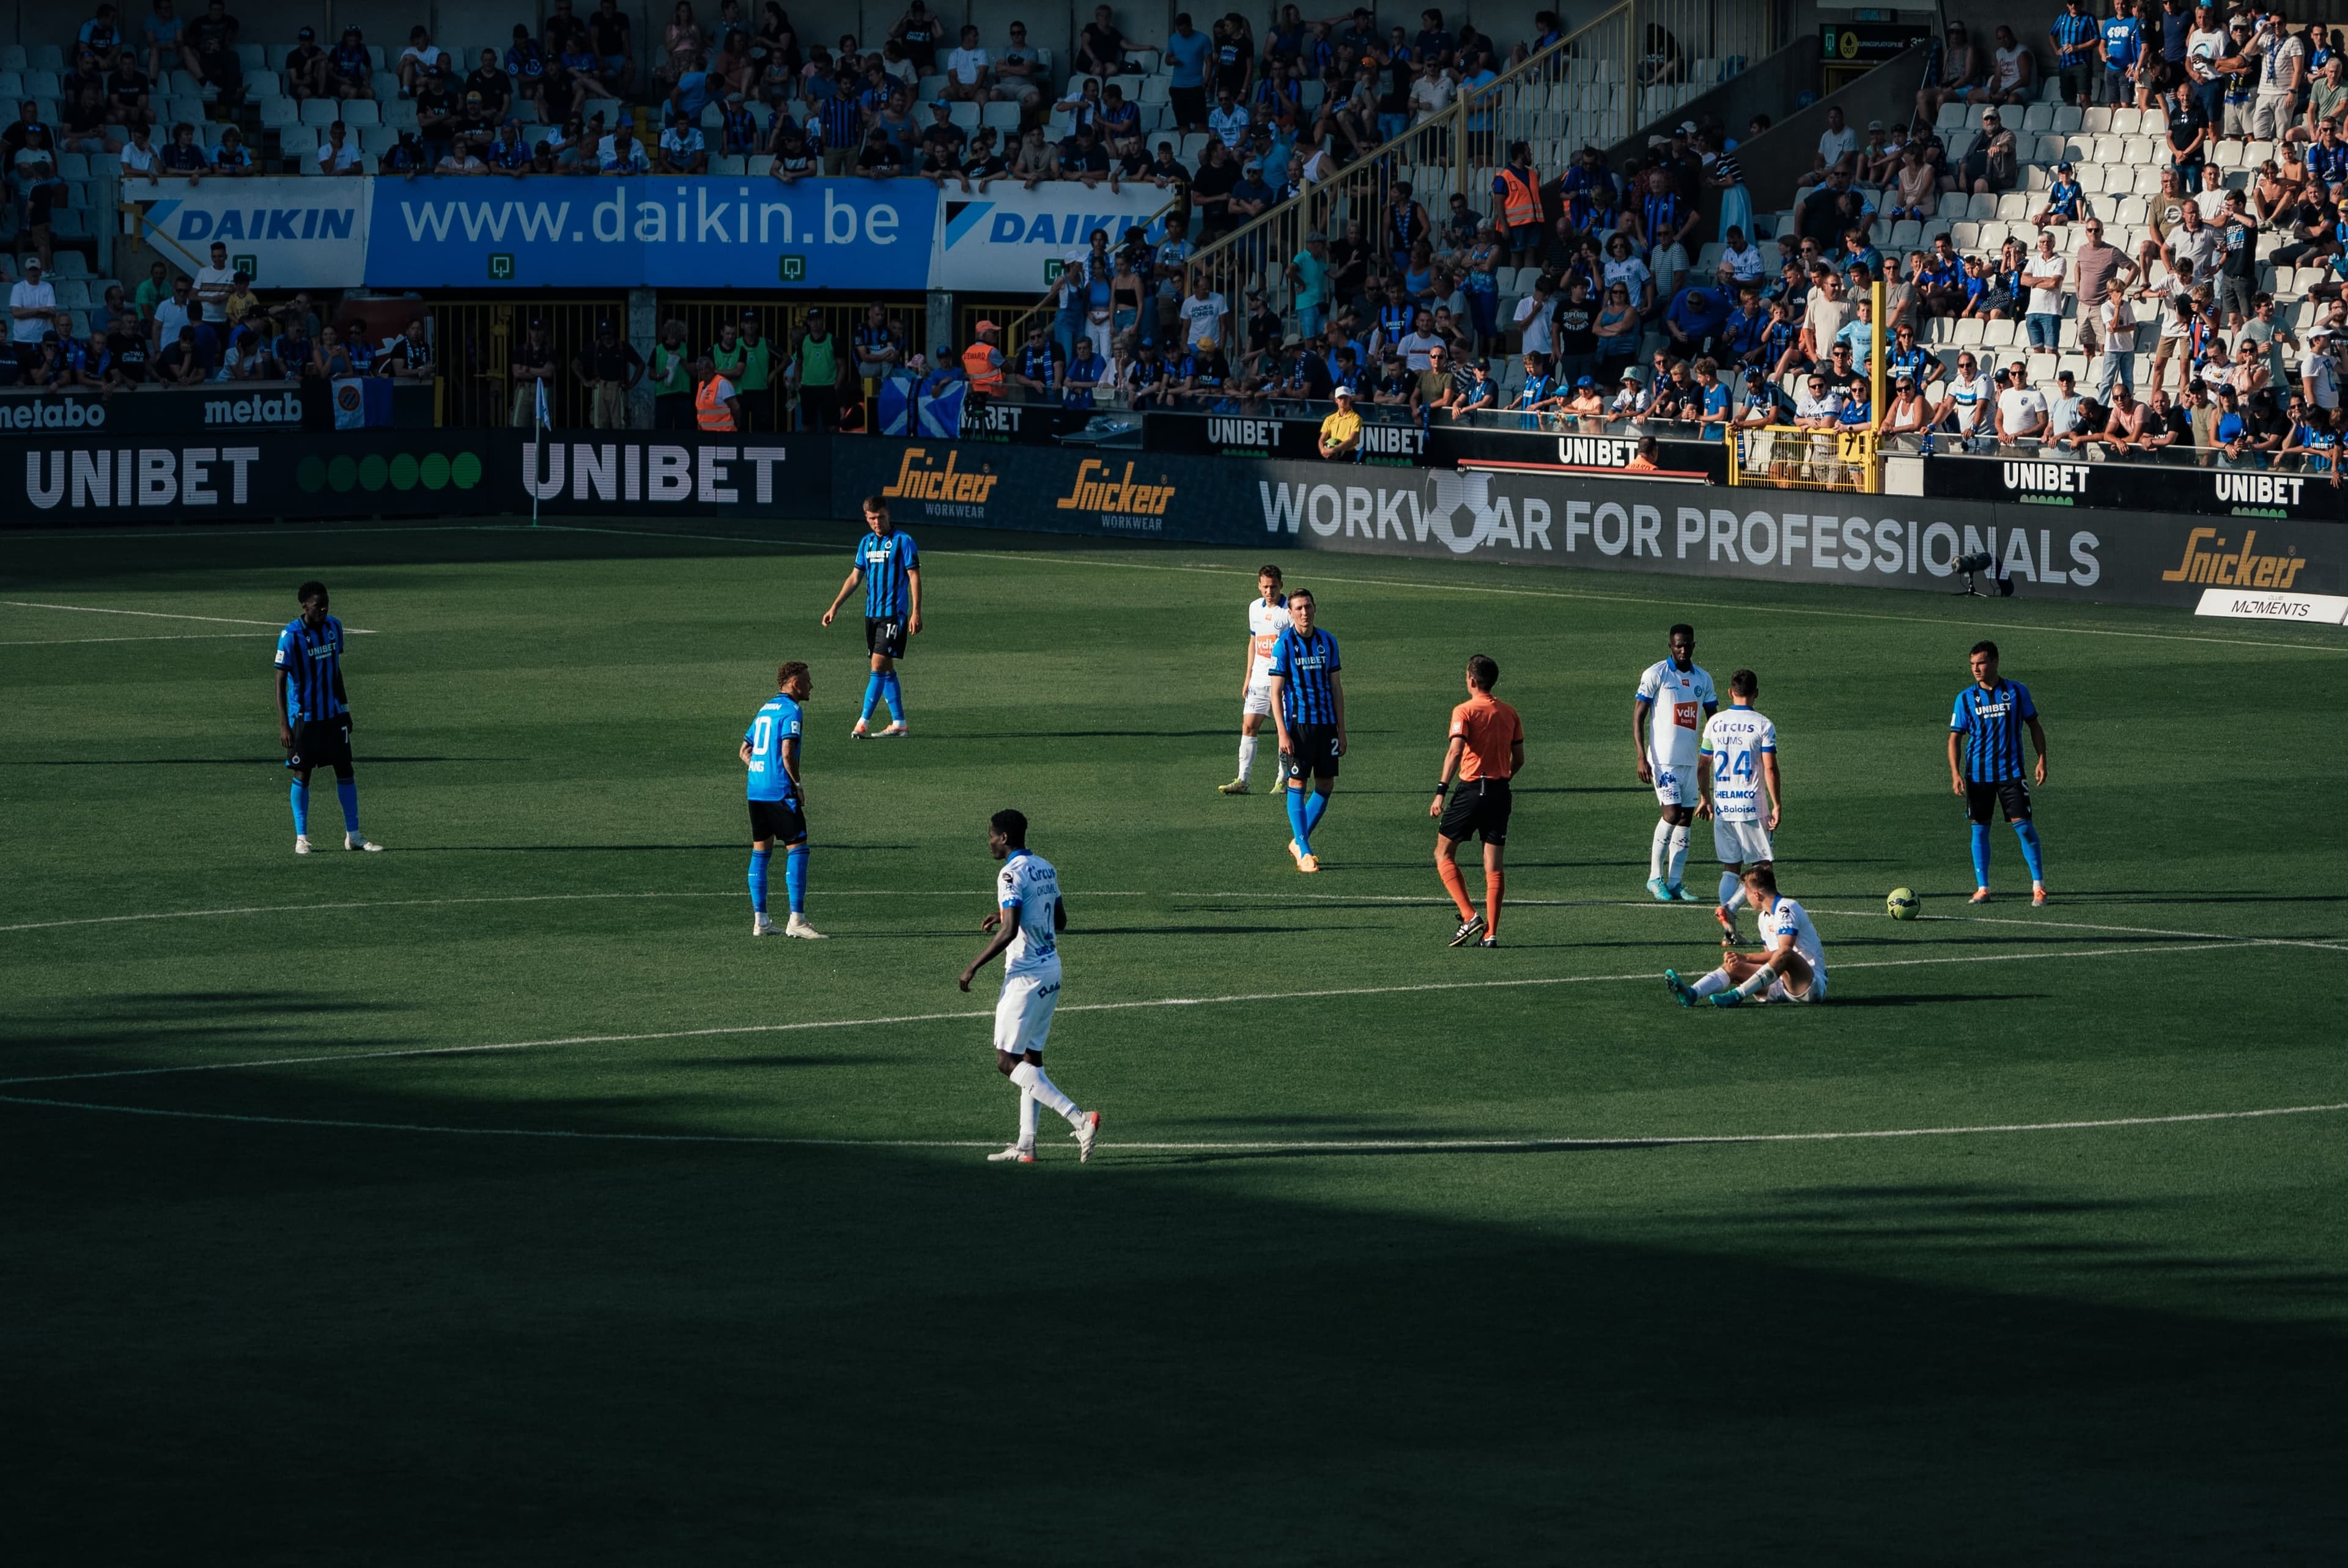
1734, 42, 1931, 213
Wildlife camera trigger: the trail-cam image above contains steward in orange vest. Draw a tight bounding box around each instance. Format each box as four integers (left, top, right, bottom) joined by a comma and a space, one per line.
1495, 141, 1543, 263
695, 357, 742, 432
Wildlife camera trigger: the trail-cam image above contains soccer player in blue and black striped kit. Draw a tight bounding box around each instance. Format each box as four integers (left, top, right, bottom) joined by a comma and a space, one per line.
1948, 639, 2050, 906
742, 661, 825, 938
1268, 587, 1346, 872
273, 581, 380, 855
821, 495, 922, 738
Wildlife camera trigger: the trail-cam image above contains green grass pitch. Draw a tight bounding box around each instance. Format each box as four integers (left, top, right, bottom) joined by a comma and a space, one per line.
6, 516, 2347, 1562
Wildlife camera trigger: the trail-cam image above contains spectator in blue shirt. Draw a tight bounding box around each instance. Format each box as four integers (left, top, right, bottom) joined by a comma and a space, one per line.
1663, 284, 1731, 356
2099, 1, 2142, 108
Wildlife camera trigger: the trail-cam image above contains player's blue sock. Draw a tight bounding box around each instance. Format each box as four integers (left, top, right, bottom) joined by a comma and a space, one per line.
2014, 819, 2045, 882
882, 672, 904, 723
1286, 785, 1310, 852
1302, 788, 1331, 838
748, 848, 770, 914
289, 779, 309, 836
335, 778, 360, 833
785, 844, 808, 915
860, 673, 885, 723
1970, 822, 1992, 887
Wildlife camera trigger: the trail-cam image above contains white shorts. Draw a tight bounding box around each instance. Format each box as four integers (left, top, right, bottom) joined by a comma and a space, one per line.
1243, 679, 1276, 718
1767, 970, 1826, 1004
994, 963, 1062, 1056
1651, 756, 1700, 807
1713, 818, 1773, 865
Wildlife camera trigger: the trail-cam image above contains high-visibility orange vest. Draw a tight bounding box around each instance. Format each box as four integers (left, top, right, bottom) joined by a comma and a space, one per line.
696, 375, 736, 431
962, 342, 1003, 394
1497, 165, 1541, 231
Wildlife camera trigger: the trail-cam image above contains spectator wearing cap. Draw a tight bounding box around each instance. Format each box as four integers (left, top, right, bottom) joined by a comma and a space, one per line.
1959, 106, 2017, 194
2034, 162, 2090, 228
506, 318, 556, 426
1318, 383, 1364, 458
919, 100, 970, 188
960, 318, 1006, 404
572, 318, 643, 428
729, 312, 775, 429
282, 26, 327, 101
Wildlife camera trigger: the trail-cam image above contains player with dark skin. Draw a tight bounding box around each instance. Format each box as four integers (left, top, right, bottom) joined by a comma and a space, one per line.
275, 587, 335, 757
1631, 623, 1716, 832
819, 498, 924, 687
958, 816, 1071, 1091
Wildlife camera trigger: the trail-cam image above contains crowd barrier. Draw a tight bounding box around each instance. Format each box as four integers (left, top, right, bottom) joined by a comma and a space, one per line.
7, 431, 2338, 611
1918, 450, 2347, 524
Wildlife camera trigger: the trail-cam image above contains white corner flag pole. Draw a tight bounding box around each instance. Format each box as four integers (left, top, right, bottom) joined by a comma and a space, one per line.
531, 377, 552, 528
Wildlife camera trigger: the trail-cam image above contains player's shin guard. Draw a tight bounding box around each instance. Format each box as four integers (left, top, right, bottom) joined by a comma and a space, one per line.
1719, 871, 1743, 910
1970, 822, 1993, 887
881, 672, 904, 723
748, 848, 770, 914
335, 777, 360, 833
1010, 1059, 1080, 1124
1667, 825, 1691, 888
2014, 819, 2045, 882
1437, 854, 1475, 920
1650, 818, 1673, 881
289, 779, 309, 835
1688, 966, 1732, 998
1484, 868, 1504, 935
785, 844, 809, 915
1302, 787, 1330, 837
1236, 733, 1257, 782
1287, 784, 1310, 852
860, 672, 885, 723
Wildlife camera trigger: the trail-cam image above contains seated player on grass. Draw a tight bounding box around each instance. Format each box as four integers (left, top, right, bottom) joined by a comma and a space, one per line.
1663, 863, 1826, 1007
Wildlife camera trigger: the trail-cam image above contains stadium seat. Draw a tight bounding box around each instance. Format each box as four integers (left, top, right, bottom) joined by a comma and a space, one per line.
2082, 107, 2113, 133
0, 46, 21, 72
300, 98, 337, 127
2143, 109, 2168, 135
54, 278, 90, 309
31, 45, 62, 72
358, 125, 397, 155
918, 74, 947, 101
1888, 219, 1921, 249
1177, 131, 1208, 162
1995, 193, 2029, 221
344, 101, 380, 127
88, 152, 119, 178
2049, 105, 2083, 132
948, 101, 980, 131
372, 72, 399, 100
0, 71, 18, 98
57, 152, 87, 179
1937, 193, 1968, 219
1138, 75, 1169, 104
2111, 107, 2141, 134
2021, 103, 2054, 133
1952, 317, 1984, 345
1981, 318, 2016, 347
1966, 193, 1997, 220
265, 44, 295, 68
384, 98, 418, 129
24, 70, 59, 98
236, 43, 265, 71
747, 154, 773, 174
711, 153, 745, 175
51, 250, 90, 278
981, 101, 1021, 133
257, 97, 298, 128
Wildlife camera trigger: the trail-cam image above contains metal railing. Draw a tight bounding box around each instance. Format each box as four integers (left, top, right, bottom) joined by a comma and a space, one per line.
1729, 425, 1881, 493
1180, 0, 1785, 330
427, 296, 627, 429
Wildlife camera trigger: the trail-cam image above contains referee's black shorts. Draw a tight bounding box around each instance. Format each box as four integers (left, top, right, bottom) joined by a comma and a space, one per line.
1285, 722, 1342, 781
1964, 778, 2031, 825
285, 715, 353, 773
865, 616, 908, 660
748, 797, 808, 845
1440, 776, 1513, 844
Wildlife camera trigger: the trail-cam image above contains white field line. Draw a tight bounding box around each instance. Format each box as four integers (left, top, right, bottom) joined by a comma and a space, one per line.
1, 1087, 2340, 1155
0, 937, 2292, 1089
0, 888, 1146, 935
1, 600, 375, 632
0, 632, 278, 646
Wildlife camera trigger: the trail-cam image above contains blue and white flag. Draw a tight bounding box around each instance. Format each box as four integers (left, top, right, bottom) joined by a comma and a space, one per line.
878, 377, 967, 438
330, 376, 393, 429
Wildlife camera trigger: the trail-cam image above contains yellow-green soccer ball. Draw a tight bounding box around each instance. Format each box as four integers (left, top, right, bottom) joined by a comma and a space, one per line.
1886, 888, 1920, 921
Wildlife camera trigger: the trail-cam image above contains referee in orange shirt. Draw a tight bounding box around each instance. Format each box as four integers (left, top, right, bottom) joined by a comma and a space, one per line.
1431, 654, 1524, 948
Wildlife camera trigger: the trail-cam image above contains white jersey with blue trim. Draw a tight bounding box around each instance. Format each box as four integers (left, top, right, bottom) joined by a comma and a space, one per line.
1699, 706, 1776, 823
995, 851, 1063, 980
1246, 595, 1292, 684
1761, 896, 1825, 987
1636, 658, 1716, 767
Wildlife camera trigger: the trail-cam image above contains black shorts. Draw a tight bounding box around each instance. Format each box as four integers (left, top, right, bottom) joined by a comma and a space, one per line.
1965, 778, 2032, 825
1439, 776, 1513, 845
748, 797, 807, 844
865, 616, 908, 660
286, 716, 352, 772
1285, 722, 1342, 782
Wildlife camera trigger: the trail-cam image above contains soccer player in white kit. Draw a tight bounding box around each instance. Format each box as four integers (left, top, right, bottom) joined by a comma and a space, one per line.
1696, 668, 1781, 944
1663, 863, 1828, 1006
1631, 623, 1718, 901
1220, 564, 1293, 794
958, 808, 1102, 1164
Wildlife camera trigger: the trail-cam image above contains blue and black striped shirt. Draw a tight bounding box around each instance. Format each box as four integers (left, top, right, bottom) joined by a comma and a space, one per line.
1949, 678, 2036, 783
855, 528, 920, 618
274, 614, 348, 722
1269, 625, 1342, 725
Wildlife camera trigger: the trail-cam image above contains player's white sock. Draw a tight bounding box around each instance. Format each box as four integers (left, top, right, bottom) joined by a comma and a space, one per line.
1667, 826, 1691, 888
1236, 733, 1257, 782
1017, 1086, 1038, 1149
1689, 966, 1732, 998
1650, 819, 1673, 881
1736, 968, 1774, 999
1718, 872, 1743, 910
1010, 1059, 1081, 1125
